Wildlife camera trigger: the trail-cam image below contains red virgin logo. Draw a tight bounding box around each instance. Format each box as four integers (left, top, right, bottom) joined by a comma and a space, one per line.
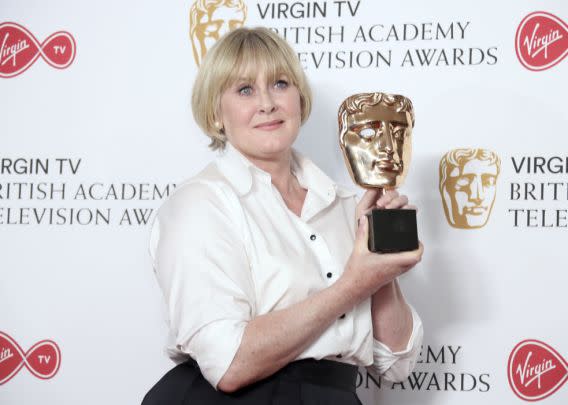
0, 22, 76, 78
507, 339, 567, 401
515, 11, 568, 71
0, 331, 61, 384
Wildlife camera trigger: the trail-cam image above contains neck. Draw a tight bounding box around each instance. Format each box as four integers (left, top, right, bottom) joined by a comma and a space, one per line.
237, 147, 298, 195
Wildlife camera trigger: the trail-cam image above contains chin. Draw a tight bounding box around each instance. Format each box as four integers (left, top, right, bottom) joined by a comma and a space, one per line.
359, 181, 396, 189
357, 174, 397, 189
259, 135, 297, 154
465, 215, 489, 228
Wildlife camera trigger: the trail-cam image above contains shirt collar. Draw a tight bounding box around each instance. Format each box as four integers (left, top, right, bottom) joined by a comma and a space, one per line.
216, 143, 356, 200
216, 143, 257, 195
291, 150, 355, 203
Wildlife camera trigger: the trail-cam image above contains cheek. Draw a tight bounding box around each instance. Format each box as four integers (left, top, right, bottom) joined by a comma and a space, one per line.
483, 186, 496, 200
454, 192, 468, 206
222, 100, 255, 129
284, 91, 302, 119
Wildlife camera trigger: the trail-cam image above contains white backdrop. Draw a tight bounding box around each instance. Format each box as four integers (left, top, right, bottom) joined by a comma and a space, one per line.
1, 1, 567, 404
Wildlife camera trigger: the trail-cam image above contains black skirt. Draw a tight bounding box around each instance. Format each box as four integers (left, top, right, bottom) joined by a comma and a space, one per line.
142, 358, 362, 405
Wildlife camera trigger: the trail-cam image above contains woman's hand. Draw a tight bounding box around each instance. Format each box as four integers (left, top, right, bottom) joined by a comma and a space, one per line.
339, 214, 423, 303
351, 189, 423, 352
355, 189, 414, 220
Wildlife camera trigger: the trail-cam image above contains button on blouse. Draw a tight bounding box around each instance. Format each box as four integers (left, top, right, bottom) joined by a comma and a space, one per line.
150, 144, 423, 389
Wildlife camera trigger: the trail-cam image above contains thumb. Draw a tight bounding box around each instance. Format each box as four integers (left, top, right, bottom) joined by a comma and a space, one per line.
354, 215, 370, 254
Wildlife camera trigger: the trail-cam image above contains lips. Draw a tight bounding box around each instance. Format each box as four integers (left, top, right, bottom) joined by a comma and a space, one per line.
373, 160, 401, 173
254, 120, 284, 130
464, 206, 487, 215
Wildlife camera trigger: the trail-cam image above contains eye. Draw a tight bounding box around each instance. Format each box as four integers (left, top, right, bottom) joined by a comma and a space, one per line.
482, 175, 496, 187
203, 21, 223, 37
359, 127, 376, 139
456, 176, 471, 190
238, 85, 253, 96
393, 127, 406, 140
275, 79, 289, 89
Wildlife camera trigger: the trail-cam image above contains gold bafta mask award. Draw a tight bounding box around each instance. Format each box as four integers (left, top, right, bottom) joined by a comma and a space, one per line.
339, 92, 419, 252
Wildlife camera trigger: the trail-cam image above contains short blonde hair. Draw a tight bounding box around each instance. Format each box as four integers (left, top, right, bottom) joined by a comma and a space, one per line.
191, 27, 312, 150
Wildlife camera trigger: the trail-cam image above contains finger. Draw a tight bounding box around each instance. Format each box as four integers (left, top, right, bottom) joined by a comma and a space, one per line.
358, 189, 380, 213
376, 190, 399, 208
402, 204, 417, 211
354, 215, 370, 254
385, 195, 409, 209
378, 242, 424, 267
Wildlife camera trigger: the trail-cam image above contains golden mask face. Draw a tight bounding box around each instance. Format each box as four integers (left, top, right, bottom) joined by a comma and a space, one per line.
339, 93, 414, 189
439, 148, 501, 229
189, 0, 247, 66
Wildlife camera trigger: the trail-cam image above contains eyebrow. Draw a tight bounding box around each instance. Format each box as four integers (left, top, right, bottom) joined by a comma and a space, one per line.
233, 77, 253, 83
350, 120, 408, 128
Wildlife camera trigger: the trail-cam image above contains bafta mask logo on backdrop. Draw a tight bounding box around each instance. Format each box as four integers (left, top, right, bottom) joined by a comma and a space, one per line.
515, 11, 568, 71
508, 339, 567, 401
0, 22, 76, 78
439, 148, 501, 229
0, 331, 61, 385
189, 0, 247, 66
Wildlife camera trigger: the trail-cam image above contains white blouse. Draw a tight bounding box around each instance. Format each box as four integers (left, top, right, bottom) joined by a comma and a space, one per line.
150, 144, 423, 389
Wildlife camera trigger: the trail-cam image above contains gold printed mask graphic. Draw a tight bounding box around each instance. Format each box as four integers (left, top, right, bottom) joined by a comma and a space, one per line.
338, 92, 415, 189
439, 148, 501, 229
189, 0, 247, 66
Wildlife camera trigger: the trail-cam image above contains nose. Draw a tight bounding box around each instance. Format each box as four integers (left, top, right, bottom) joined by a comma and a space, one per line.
258, 88, 277, 114
469, 176, 484, 203
377, 122, 394, 154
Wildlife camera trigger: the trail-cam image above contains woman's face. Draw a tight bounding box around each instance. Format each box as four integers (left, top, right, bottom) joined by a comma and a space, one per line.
218, 68, 302, 160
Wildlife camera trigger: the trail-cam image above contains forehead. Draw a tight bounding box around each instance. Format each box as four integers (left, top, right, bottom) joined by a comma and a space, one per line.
348, 103, 409, 126
452, 159, 498, 176
227, 56, 292, 86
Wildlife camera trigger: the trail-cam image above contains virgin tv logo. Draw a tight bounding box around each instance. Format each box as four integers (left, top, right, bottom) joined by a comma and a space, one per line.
508, 339, 567, 401
0, 22, 76, 78
515, 11, 568, 71
0, 331, 61, 384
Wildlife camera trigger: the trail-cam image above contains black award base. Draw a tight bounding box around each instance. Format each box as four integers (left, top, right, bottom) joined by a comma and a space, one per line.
366, 208, 419, 253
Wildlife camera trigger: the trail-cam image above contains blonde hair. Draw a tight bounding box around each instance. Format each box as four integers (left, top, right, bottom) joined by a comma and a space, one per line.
191, 27, 312, 150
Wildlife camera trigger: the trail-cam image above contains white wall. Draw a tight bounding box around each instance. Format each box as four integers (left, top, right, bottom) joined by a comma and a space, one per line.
1, 1, 566, 404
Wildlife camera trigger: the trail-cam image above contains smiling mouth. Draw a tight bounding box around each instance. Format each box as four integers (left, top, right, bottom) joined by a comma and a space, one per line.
254, 120, 284, 130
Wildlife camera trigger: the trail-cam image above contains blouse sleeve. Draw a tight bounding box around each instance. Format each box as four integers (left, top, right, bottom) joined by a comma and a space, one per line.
149, 181, 255, 389
367, 305, 424, 382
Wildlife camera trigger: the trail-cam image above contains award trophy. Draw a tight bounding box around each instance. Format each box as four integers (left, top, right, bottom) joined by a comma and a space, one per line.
338, 92, 418, 252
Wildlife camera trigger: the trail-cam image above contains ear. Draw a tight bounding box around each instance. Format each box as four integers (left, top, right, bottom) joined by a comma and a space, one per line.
214, 121, 224, 134
215, 102, 224, 125
213, 107, 224, 133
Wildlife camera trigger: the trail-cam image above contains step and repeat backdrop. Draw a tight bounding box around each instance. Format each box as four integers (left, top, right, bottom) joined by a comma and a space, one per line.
1, 0, 567, 404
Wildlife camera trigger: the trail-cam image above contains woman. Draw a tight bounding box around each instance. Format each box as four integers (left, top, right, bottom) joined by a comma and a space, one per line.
143, 27, 424, 404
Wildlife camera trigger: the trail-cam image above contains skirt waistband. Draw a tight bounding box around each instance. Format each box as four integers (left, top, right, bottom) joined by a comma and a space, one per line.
187, 357, 358, 393
280, 358, 358, 392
